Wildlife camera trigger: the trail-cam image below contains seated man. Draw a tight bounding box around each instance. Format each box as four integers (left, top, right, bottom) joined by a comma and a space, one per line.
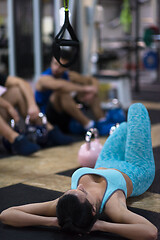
0, 74, 73, 156
35, 51, 125, 136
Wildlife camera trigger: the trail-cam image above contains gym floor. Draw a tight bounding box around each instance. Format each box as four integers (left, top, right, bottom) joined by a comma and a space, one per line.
0, 78, 160, 218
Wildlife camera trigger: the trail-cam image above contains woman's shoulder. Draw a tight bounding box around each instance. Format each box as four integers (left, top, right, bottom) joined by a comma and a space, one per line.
103, 190, 127, 222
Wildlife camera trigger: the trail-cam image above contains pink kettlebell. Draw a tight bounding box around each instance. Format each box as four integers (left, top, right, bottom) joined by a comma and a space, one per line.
78, 128, 103, 168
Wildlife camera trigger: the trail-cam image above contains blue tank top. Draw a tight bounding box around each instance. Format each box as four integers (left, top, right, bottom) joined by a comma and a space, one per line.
71, 167, 127, 213
35, 68, 69, 113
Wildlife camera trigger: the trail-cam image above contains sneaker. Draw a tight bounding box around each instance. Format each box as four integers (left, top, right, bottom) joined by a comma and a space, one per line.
12, 135, 40, 156
69, 119, 85, 134
106, 108, 126, 124
95, 121, 115, 136
46, 126, 74, 147
2, 137, 12, 153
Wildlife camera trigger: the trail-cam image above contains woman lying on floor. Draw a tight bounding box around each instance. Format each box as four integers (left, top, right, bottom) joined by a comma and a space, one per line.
0, 103, 158, 240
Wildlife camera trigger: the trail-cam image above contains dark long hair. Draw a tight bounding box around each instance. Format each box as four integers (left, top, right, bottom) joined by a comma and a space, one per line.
56, 194, 99, 234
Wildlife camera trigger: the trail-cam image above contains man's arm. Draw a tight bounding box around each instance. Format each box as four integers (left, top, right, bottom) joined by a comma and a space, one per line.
69, 71, 99, 89
0, 199, 59, 228
69, 71, 99, 103
0, 96, 12, 108
6, 76, 40, 120
0, 96, 19, 122
36, 75, 97, 94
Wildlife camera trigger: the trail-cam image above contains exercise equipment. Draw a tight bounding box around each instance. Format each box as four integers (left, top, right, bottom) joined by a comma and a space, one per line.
143, 50, 158, 70
143, 25, 159, 47
78, 128, 102, 168
109, 123, 120, 135
25, 112, 48, 146
143, 26, 159, 70
52, 0, 79, 67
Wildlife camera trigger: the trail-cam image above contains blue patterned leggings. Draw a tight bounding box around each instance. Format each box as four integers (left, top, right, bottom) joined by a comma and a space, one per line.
95, 103, 155, 196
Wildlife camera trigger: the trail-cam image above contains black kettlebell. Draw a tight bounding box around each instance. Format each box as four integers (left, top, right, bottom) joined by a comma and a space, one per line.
25, 113, 48, 146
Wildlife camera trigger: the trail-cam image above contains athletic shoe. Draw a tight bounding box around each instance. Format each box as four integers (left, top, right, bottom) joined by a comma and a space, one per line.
106, 108, 126, 124
69, 119, 85, 134
12, 135, 40, 156
46, 126, 74, 147
95, 121, 115, 136
2, 137, 12, 153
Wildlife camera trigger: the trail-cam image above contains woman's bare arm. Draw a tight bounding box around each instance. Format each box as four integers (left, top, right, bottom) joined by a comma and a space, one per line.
92, 217, 157, 240
0, 199, 59, 227
92, 199, 158, 240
